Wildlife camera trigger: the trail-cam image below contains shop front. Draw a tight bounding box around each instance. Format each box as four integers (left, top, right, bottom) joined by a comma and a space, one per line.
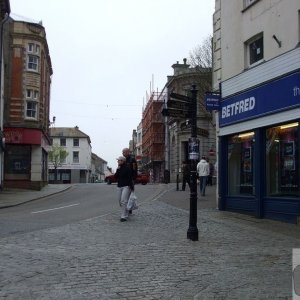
3, 127, 50, 190
218, 69, 300, 224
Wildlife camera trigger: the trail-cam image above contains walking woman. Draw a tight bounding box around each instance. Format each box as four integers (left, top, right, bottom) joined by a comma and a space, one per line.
114, 156, 134, 222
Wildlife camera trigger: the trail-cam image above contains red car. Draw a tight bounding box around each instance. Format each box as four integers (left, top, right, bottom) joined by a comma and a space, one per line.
105, 173, 149, 185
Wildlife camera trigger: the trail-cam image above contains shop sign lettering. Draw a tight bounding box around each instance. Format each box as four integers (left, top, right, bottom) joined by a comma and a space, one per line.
222, 97, 255, 118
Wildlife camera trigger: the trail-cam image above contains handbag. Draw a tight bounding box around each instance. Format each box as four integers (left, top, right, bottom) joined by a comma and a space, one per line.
127, 192, 138, 210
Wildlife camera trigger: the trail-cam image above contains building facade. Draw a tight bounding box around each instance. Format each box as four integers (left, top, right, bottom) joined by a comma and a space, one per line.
48, 127, 92, 184
0, 0, 10, 190
213, 0, 300, 223
91, 153, 107, 183
3, 17, 52, 190
165, 59, 214, 183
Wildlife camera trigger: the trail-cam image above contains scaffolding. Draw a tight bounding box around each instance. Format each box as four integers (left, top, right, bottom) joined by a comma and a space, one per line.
142, 92, 165, 183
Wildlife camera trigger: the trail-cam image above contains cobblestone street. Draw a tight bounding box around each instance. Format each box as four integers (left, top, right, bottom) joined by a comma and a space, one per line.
0, 185, 299, 299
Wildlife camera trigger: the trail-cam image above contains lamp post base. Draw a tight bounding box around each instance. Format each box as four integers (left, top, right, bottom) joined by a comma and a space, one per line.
187, 226, 198, 241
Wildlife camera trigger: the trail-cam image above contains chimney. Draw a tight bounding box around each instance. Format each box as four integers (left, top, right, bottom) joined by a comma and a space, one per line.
171, 58, 190, 76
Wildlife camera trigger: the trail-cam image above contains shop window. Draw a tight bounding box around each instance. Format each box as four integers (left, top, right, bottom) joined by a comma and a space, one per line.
228, 131, 255, 196
266, 122, 299, 197
4, 145, 31, 180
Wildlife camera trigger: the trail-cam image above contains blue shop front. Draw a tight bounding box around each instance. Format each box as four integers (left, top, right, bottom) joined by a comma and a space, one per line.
218, 54, 300, 224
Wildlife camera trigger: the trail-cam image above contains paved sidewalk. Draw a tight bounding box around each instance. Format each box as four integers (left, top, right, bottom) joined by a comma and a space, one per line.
0, 183, 299, 299
0, 184, 72, 209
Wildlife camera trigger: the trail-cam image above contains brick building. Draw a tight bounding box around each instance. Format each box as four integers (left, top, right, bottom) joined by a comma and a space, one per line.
3, 17, 52, 189
0, 0, 10, 189
142, 92, 165, 183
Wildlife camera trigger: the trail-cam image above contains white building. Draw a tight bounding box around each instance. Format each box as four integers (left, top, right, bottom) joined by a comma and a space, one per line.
48, 126, 92, 184
213, 0, 300, 223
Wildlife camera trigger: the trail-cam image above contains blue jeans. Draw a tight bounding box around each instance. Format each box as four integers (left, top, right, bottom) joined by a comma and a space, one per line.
199, 176, 207, 196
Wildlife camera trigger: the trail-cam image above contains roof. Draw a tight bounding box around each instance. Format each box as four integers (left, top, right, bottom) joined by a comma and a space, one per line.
50, 127, 91, 144
10, 13, 40, 24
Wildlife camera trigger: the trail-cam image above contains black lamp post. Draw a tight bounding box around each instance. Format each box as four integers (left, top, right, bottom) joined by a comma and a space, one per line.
187, 84, 199, 241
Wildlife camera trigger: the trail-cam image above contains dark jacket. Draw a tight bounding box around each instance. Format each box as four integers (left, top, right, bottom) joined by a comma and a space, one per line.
125, 155, 137, 180
115, 164, 134, 189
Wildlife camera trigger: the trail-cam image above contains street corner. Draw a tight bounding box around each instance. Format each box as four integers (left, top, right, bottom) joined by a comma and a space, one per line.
293, 249, 300, 299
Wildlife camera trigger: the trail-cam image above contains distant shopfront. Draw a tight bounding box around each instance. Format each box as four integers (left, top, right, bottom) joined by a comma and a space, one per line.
218, 60, 300, 224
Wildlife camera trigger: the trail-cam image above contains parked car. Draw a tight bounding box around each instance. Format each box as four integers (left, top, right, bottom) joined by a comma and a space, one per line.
104, 173, 149, 185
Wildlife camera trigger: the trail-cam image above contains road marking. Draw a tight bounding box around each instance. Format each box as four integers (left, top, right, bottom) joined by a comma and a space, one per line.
31, 203, 80, 214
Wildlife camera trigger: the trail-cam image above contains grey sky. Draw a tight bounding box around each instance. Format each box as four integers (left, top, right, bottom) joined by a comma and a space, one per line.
11, 0, 214, 170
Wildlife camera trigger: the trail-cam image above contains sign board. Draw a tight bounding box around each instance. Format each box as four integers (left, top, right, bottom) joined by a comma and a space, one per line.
165, 108, 191, 118
205, 93, 220, 110
188, 137, 199, 160
220, 71, 300, 127
167, 99, 190, 111
169, 92, 190, 102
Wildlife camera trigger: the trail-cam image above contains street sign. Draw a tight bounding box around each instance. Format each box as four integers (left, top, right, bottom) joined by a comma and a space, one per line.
205, 93, 220, 110
169, 92, 190, 102
167, 99, 190, 111
163, 108, 191, 118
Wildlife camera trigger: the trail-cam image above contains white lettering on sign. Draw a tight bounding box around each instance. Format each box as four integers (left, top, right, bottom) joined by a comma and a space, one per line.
222, 97, 255, 119
293, 86, 300, 96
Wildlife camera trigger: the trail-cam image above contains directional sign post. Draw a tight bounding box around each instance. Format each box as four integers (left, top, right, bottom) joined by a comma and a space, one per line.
187, 85, 199, 241
165, 88, 199, 241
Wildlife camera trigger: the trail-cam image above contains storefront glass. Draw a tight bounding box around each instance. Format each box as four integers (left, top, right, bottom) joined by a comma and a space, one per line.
266, 122, 299, 197
228, 132, 255, 196
4, 145, 31, 180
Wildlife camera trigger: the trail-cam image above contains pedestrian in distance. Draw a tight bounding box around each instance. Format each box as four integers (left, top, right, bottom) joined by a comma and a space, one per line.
122, 148, 137, 214
207, 159, 215, 186
181, 160, 190, 191
197, 156, 210, 196
114, 156, 134, 222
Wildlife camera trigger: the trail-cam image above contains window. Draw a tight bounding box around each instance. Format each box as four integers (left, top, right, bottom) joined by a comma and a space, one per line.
73, 151, 79, 163
228, 132, 255, 196
28, 43, 40, 54
73, 138, 79, 147
25, 89, 39, 119
245, 34, 264, 67
26, 101, 37, 118
26, 89, 39, 99
266, 122, 299, 197
27, 55, 39, 71
60, 138, 66, 147
4, 145, 31, 180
